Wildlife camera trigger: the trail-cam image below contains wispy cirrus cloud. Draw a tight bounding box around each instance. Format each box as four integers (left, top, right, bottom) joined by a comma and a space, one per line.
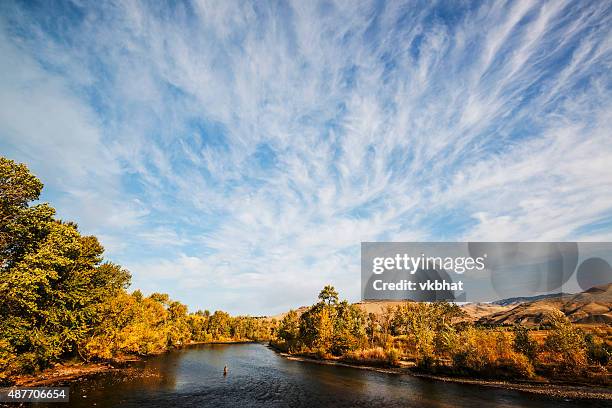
0, 0, 611, 314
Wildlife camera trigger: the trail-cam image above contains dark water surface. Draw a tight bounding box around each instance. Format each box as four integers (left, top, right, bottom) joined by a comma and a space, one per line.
36, 343, 605, 407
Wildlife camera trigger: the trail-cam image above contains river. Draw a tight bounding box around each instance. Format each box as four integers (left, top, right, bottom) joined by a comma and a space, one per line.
36, 343, 606, 407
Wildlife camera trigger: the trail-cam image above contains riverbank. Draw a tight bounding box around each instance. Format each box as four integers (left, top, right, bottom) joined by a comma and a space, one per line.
187, 340, 259, 345
12, 361, 118, 387
11, 339, 261, 386
269, 345, 612, 401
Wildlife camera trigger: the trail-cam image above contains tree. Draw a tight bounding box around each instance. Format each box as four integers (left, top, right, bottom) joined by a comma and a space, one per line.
298, 303, 323, 348
82, 291, 138, 359
585, 333, 611, 366
365, 312, 378, 347
0, 157, 43, 264
318, 285, 338, 306
333, 300, 366, 354
278, 310, 300, 351
378, 305, 395, 348
513, 326, 537, 361
167, 301, 190, 346
208, 311, 231, 339
315, 307, 334, 355
390, 302, 465, 366
544, 311, 587, 370
451, 327, 534, 378
0, 157, 130, 378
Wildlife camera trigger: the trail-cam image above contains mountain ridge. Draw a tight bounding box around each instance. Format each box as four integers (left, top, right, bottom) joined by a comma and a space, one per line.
477, 283, 612, 326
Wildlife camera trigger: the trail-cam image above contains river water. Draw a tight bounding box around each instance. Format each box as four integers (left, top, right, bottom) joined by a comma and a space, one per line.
36, 343, 606, 407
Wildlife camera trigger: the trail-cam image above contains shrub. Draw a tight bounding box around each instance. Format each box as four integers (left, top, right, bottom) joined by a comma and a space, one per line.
386, 348, 401, 366
450, 327, 534, 378
543, 312, 587, 372
269, 340, 289, 353
341, 347, 400, 367
585, 334, 611, 366
513, 326, 538, 361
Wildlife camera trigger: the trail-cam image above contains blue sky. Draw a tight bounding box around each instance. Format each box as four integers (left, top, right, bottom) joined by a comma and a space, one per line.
1, 0, 611, 315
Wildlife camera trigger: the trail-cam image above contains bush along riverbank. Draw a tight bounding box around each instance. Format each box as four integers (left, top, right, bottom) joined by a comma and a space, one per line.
268, 340, 612, 401
273, 285, 611, 389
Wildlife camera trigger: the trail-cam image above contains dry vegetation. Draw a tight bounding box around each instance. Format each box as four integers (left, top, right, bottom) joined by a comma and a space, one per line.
275, 285, 611, 386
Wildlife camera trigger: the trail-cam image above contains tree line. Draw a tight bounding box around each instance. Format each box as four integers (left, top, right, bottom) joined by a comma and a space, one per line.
275, 285, 610, 383
0, 157, 274, 384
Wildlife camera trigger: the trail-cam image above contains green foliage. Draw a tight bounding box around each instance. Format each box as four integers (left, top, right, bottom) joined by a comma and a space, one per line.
0, 157, 134, 381
278, 310, 300, 351
291, 286, 367, 356
544, 311, 587, 370
513, 326, 538, 361
333, 300, 367, 354
1, 157, 43, 244
318, 285, 339, 306
585, 334, 611, 366
391, 302, 464, 365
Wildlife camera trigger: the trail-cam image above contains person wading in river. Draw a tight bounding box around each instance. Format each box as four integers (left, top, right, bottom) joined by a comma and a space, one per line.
224, 365, 228, 376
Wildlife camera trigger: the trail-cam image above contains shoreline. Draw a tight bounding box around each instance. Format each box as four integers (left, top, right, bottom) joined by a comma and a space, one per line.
269, 346, 612, 401
13, 362, 119, 387
185, 340, 259, 345
11, 342, 611, 401
11, 340, 259, 386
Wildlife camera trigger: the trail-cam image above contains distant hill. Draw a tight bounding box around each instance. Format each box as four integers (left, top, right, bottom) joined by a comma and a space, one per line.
492, 293, 571, 306
353, 300, 411, 315
477, 283, 612, 327
265, 306, 310, 322
460, 302, 512, 321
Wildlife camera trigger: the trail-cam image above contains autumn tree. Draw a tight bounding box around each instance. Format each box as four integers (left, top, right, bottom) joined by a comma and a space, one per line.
333, 300, 367, 354
278, 310, 300, 351
315, 307, 334, 355
208, 311, 231, 339
544, 311, 587, 371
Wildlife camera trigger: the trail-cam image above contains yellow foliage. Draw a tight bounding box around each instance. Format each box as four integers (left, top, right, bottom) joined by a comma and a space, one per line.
342, 347, 400, 366
451, 328, 534, 378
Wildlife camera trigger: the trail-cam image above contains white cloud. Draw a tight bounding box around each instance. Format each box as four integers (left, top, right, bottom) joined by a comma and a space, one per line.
1, 0, 611, 314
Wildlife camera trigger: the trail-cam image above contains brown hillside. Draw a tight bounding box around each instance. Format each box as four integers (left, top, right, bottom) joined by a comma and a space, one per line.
460, 303, 513, 321
478, 283, 612, 327
353, 300, 411, 315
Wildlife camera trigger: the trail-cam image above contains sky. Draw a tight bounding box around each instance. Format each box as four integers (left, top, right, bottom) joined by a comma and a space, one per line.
0, 0, 611, 315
